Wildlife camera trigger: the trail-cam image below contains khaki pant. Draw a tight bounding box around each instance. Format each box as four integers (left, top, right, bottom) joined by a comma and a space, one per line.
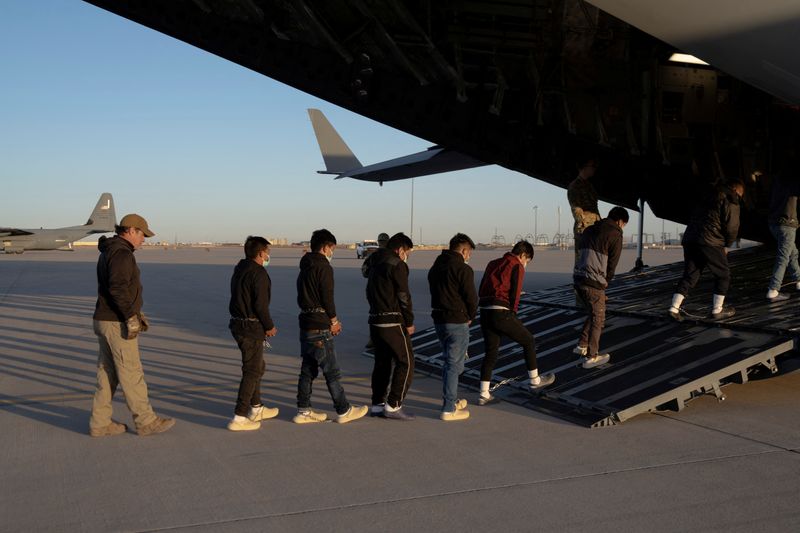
89, 319, 157, 430
573, 212, 601, 261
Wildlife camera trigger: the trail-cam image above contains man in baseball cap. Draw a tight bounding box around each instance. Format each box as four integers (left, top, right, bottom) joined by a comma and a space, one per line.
119, 213, 155, 238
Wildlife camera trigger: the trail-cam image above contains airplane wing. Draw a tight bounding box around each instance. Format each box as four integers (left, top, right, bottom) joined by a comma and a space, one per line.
0, 228, 35, 237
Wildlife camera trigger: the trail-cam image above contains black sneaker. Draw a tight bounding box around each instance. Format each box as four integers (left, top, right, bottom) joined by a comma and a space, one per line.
668, 309, 683, 322
383, 407, 415, 421
710, 306, 735, 320
478, 394, 500, 406
369, 404, 385, 418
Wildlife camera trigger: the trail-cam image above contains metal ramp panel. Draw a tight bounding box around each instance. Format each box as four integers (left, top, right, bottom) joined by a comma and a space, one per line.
407, 246, 798, 427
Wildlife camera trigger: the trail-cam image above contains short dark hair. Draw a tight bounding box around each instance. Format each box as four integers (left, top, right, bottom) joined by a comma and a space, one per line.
608, 206, 629, 223
577, 156, 597, 169
244, 236, 270, 259
726, 178, 745, 190
310, 228, 337, 252
511, 240, 534, 259
114, 225, 130, 236
386, 232, 413, 252
449, 233, 475, 252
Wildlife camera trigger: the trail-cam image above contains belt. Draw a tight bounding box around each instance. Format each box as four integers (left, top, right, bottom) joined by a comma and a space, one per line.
300, 307, 326, 314
303, 328, 329, 334
230, 317, 259, 322
369, 311, 401, 317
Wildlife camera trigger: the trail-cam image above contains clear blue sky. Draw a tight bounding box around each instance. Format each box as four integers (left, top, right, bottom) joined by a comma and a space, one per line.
0, 1, 682, 244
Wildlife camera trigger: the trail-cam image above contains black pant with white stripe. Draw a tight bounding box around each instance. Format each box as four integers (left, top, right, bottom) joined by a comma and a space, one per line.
370, 324, 415, 408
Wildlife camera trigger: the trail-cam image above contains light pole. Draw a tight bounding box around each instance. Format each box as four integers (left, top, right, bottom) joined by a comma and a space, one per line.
533, 205, 538, 244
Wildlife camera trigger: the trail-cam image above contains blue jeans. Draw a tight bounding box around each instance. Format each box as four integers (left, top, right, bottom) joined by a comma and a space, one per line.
769, 224, 800, 291
297, 330, 350, 415
435, 322, 470, 412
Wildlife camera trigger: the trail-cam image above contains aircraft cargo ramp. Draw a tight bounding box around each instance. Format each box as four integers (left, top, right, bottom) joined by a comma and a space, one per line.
409, 246, 798, 427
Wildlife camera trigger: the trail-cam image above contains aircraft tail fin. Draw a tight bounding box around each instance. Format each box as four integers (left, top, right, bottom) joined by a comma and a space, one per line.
84, 193, 117, 232
308, 108, 362, 174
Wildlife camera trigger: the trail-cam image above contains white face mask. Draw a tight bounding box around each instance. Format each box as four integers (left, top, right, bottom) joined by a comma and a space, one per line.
325, 252, 333, 263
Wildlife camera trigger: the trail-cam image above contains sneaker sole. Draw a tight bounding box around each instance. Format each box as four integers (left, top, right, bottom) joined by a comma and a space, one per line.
478, 397, 500, 406
292, 416, 326, 424
227, 423, 261, 431
440, 412, 470, 421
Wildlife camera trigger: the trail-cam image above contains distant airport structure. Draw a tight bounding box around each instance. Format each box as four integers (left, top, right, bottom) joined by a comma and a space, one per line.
0, 193, 116, 253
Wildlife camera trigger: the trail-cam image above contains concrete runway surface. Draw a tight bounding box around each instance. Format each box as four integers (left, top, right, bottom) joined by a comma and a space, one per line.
1, 246, 798, 532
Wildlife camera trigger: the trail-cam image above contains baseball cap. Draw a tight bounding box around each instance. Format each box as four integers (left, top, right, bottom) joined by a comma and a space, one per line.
119, 214, 155, 237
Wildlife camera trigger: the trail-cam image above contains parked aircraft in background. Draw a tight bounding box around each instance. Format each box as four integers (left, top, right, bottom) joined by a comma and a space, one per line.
308, 108, 486, 184
0, 193, 117, 253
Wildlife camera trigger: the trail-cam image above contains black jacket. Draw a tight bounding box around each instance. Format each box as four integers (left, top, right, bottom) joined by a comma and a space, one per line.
366, 248, 414, 326
573, 218, 623, 290
229, 258, 274, 338
93, 235, 143, 322
296, 252, 337, 330
768, 173, 800, 227
682, 185, 741, 248
427, 250, 477, 324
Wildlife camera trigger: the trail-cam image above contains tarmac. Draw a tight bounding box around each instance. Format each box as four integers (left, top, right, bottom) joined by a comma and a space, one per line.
1, 246, 798, 532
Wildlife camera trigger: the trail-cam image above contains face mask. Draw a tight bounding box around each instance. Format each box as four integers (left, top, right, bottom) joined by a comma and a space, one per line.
262, 256, 270, 267
325, 252, 333, 263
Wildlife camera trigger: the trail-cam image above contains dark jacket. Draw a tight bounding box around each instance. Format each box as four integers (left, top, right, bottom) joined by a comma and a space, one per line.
296, 252, 337, 330
573, 218, 623, 290
478, 252, 525, 312
427, 250, 478, 324
768, 173, 799, 227
682, 184, 741, 248
229, 258, 274, 338
366, 248, 414, 326
93, 235, 143, 322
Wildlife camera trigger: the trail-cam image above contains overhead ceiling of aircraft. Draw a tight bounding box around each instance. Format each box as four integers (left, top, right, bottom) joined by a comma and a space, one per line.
82, 1, 800, 242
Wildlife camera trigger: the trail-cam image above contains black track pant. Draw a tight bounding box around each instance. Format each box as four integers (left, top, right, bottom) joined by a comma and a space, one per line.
676, 244, 730, 296
479, 309, 537, 382
370, 324, 414, 408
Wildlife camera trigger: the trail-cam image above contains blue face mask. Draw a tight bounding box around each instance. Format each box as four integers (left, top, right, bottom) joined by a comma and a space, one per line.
262, 257, 270, 267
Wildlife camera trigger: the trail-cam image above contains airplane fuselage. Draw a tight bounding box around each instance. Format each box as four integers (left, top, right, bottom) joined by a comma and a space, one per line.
0, 226, 107, 253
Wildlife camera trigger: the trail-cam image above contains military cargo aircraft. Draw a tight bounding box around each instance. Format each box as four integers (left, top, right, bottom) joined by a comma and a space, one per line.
82, 1, 800, 243
0, 193, 116, 253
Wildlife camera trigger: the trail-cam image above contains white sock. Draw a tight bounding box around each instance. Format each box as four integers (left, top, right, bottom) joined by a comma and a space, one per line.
669, 293, 684, 312
480, 381, 491, 397
384, 404, 399, 412
712, 294, 725, 314
528, 369, 540, 385
767, 289, 779, 298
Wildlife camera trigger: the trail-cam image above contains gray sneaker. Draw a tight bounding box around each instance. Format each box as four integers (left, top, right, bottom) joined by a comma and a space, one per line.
383, 407, 415, 421
529, 373, 556, 390
582, 353, 611, 369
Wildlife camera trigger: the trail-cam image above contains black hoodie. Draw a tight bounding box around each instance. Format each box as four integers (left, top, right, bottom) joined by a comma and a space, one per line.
229, 258, 274, 337
427, 249, 477, 324
296, 251, 337, 330
366, 248, 414, 326
93, 235, 143, 322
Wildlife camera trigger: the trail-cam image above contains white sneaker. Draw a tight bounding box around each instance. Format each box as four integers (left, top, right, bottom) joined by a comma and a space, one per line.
292, 409, 327, 424
227, 416, 261, 431
335, 405, 368, 424
248, 405, 279, 422
440, 409, 470, 421
582, 354, 611, 369
572, 345, 588, 356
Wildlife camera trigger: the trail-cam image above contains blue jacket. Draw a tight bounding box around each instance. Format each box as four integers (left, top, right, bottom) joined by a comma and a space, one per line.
573, 218, 623, 290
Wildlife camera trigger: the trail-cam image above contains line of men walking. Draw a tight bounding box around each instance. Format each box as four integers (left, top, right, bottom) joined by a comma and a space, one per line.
91, 169, 797, 435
